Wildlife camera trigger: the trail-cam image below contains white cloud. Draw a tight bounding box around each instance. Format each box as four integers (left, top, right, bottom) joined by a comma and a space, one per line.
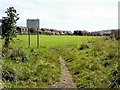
0, 0, 119, 31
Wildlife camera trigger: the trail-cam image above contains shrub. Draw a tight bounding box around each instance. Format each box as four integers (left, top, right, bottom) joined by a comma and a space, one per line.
2, 66, 15, 82
10, 48, 29, 63
79, 44, 89, 50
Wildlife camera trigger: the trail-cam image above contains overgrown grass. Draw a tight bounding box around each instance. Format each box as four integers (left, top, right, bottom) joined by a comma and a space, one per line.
58, 37, 119, 88
2, 35, 119, 88
2, 44, 61, 88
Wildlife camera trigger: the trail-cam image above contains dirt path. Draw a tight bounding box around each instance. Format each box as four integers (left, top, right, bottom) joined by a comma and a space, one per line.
48, 56, 76, 88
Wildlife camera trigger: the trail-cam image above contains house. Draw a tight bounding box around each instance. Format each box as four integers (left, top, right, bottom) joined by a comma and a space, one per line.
41, 28, 51, 34
64, 31, 73, 35
90, 30, 112, 36
59, 31, 65, 35
111, 29, 120, 39
41, 28, 49, 32
98, 30, 111, 36
40, 28, 73, 35
50, 29, 60, 35
66, 31, 73, 35
16, 26, 28, 34
90, 32, 100, 36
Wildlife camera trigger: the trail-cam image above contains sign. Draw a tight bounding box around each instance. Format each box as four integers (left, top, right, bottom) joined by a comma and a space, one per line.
27, 19, 39, 28
26, 19, 40, 47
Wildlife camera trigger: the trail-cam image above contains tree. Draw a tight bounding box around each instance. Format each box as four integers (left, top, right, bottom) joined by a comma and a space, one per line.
2, 7, 19, 48
29, 28, 37, 34
73, 30, 83, 36
16, 27, 22, 34
83, 30, 89, 36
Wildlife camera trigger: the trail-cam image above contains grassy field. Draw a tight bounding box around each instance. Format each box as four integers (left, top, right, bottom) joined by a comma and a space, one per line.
10, 35, 98, 48
1, 35, 119, 88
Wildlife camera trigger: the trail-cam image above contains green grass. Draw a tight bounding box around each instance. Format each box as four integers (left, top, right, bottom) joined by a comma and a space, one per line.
11, 35, 98, 48
58, 38, 119, 88
2, 47, 60, 88
1, 35, 119, 88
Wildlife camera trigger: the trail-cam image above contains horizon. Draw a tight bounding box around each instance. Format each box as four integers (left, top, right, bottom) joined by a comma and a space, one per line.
0, 0, 119, 32
17, 25, 118, 33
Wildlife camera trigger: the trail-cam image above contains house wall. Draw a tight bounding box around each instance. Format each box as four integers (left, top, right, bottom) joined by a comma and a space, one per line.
16, 26, 28, 34
111, 30, 120, 39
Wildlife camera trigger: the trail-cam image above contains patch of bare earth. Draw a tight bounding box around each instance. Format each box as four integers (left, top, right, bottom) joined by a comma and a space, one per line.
48, 56, 76, 88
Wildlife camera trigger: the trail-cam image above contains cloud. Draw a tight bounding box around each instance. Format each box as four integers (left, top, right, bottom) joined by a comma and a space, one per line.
0, 0, 119, 31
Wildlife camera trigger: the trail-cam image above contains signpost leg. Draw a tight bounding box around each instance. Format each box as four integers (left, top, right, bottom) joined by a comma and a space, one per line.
28, 28, 30, 47
37, 28, 39, 47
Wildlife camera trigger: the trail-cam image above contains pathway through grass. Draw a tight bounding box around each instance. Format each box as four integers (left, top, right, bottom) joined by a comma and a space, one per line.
49, 56, 76, 88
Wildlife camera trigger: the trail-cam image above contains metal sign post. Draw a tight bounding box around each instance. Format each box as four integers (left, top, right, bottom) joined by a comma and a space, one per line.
27, 19, 40, 47
37, 28, 39, 47
28, 28, 30, 47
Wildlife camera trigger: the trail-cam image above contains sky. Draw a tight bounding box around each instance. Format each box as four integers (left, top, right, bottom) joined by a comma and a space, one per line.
0, 0, 119, 32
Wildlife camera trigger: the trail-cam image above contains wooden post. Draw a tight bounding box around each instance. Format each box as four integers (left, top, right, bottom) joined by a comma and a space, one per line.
37, 28, 39, 47
28, 28, 30, 47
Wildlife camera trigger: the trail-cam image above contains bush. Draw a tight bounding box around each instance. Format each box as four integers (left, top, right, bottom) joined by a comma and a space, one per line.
79, 44, 89, 50
10, 48, 29, 63
2, 66, 15, 82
